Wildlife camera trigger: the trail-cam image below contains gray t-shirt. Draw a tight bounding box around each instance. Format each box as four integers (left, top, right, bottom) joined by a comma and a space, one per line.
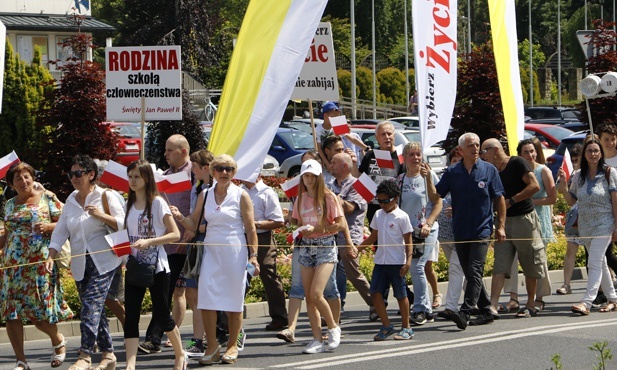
329, 176, 367, 245
398, 171, 440, 231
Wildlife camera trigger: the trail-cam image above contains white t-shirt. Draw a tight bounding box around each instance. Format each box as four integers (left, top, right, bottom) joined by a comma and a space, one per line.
605, 155, 617, 167
126, 196, 171, 273
370, 206, 413, 265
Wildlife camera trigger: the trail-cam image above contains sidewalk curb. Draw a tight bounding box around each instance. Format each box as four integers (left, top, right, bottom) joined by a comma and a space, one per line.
0, 267, 588, 343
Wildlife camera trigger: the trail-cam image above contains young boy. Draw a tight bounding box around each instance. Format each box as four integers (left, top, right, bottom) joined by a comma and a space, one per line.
354, 179, 414, 340
598, 123, 617, 166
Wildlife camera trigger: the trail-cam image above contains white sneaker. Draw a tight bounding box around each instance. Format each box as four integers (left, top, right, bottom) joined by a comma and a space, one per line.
327, 326, 341, 350
302, 339, 325, 354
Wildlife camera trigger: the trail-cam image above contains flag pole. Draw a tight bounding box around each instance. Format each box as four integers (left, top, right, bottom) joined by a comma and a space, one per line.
309, 99, 319, 152
140, 96, 146, 160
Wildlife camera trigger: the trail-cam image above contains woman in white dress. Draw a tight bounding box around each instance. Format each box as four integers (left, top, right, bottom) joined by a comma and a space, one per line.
172, 154, 258, 365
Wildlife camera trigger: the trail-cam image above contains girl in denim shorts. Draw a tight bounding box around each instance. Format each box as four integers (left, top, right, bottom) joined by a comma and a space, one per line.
291, 159, 346, 354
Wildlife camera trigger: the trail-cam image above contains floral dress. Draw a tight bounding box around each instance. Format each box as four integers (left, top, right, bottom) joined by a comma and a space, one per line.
0, 193, 73, 323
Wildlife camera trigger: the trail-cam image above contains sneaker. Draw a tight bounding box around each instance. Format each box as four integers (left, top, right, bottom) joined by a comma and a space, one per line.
327, 326, 341, 350
236, 328, 246, 352
437, 309, 455, 320
450, 311, 468, 330
276, 329, 295, 343
410, 311, 427, 326
184, 339, 204, 358
469, 314, 494, 326
138, 341, 162, 354
425, 311, 435, 323
592, 292, 608, 308
302, 339, 325, 354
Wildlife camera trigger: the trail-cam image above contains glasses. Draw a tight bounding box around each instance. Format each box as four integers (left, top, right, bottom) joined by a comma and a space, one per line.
214, 166, 235, 173
377, 197, 396, 204
67, 170, 89, 179
586, 149, 601, 154
481, 147, 496, 155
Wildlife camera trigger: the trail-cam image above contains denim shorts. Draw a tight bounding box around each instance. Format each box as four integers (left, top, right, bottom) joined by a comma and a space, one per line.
297, 235, 338, 268
370, 264, 408, 300
289, 247, 339, 300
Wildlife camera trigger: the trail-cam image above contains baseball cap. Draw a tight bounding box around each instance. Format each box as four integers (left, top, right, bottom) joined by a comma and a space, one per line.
321, 101, 339, 115
300, 159, 322, 176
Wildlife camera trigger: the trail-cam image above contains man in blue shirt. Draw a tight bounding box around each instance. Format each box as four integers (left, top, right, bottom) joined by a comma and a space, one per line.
433, 133, 506, 330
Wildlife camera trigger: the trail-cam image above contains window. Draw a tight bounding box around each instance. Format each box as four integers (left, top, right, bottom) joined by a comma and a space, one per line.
56, 36, 75, 67
16, 35, 48, 64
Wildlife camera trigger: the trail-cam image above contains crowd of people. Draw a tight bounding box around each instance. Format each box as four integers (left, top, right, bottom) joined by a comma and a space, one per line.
2, 108, 617, 368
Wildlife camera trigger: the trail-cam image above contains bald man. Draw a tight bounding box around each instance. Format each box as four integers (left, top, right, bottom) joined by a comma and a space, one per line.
480, 138, 546, 320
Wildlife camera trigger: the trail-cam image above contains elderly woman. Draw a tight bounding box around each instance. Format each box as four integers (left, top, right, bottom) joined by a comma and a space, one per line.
172, 154, 258, 365
46, 155, 125, 370
1, 162, 73, 370
558, 138, 617, 315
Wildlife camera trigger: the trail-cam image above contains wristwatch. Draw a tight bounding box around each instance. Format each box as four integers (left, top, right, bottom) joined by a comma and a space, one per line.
249, 253, 258, 259
509, 198, 516, 206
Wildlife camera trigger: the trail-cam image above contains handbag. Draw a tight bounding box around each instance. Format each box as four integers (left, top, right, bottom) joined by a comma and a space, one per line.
125, 254, 156, 288
564, 205, 579, 237
45, 192, 72, 269
182, 189, 208, 280
411, 227, 425, 258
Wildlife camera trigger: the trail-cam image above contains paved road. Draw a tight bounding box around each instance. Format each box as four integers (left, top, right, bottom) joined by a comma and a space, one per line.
2, 279, 617, 369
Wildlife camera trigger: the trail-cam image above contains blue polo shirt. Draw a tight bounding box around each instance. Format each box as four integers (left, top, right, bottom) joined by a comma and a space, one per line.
435, 159, 504, 241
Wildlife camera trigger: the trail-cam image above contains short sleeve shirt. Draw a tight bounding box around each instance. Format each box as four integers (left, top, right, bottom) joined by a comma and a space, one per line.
569, 167, 617, 239
242, 180, 284, 233
127, 196, 171, 273
398, 171, 440, 230
499, 156, 535, 217
359, 149, 402, 206
292, 192, 342, 238
370, 207, 413, 265
329, 176, 368, 245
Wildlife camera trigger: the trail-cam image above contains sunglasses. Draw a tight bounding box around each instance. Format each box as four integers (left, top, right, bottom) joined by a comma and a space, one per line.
214, 166, 235, 173
377, 197, 396, 204
67, 169, 90, 179
481, 147, 496, 155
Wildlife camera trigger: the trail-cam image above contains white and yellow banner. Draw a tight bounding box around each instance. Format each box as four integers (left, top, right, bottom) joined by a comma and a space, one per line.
488, 0, 525, 155
412, 0, 457, 151
209, 0, 328, 181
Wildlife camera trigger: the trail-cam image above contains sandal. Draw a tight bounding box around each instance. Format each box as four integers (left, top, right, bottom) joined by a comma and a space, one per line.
68, 353, 91, 370
92, 353, 117, 370
50, 334, 66, 368
556, 284, 572, 295
571, 303, 590, 316
515, 307, 537, 318
432, 294, 443, 308
373, 325, 395, 341
535, 299, 546, 311
497, 298, 519, 313
12, 360, 30, 370
393, 327, 414, 340
600, 301, 617, 313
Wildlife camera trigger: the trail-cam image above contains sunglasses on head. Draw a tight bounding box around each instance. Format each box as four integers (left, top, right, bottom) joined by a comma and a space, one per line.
214, 165, 235, 173
67, 169, 90, 179
377, 197, 395, 205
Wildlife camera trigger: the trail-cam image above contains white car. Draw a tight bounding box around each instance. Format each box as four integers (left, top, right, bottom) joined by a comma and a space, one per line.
389, 116, 419, 129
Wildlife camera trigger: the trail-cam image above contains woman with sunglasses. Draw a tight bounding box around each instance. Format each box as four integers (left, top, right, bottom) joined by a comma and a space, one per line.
47, 155, 125, 370
2, 162, 73, 370
291, 159, 345, 354
122, 160, 186, 370
173, 154, 258, 364
557, 138, 617, 315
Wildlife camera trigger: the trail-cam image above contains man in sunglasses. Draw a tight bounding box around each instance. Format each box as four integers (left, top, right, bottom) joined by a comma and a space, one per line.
432, 133, 506, 330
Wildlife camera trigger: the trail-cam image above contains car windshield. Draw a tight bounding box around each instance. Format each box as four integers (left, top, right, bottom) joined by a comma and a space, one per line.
542, 126, 574, 141
555, 138, 583, 156
278, 131, 314, 150
562, 110, 580, 119
401, 131, 421, 144
114, 124, 141, 138
525, 109, 561, 119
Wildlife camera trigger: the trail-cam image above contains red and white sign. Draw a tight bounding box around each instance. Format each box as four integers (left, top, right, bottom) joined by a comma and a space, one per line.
561, 148, 574, 182
105, 46, 182, 121
100, 160, 129, 193
353, 173, 377, 203
281, 175, 301, 198
0, 151, 19, 179
290, 22, 339, 101
105, 229, 131, 256
374, 150, 395, 169
330, 115, 349, 135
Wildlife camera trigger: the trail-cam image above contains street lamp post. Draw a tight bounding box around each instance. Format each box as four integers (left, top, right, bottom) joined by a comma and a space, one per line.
467, 0, 472, 54
350, 0, 357, 119
558, 0, 562, 106
529, 0, 533, 106
371, 0, 376, 119
404, 0, 409, 111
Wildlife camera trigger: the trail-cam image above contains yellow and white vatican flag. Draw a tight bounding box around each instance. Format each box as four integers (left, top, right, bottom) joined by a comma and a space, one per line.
412, 0, 457, 151
488, 0, 525, 155
209, 0, 328, 181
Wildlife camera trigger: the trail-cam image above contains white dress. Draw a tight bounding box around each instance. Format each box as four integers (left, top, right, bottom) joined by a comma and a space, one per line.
198, 183, 248, 312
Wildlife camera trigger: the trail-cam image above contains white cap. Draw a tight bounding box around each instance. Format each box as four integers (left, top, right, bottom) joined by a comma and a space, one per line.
300, 159, 322, 176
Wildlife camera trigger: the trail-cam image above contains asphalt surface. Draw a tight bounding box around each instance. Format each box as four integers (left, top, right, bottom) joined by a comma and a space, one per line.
2, 277, 617, 369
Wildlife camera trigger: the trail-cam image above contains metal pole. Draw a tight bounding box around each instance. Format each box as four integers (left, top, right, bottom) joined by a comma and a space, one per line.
585, 0, 588, 30
529, 0, 533, 106
372, 0, 377, 119
467, 0, 472, 53
558, 0, 562, 106
404, 0, 410, 112
350, 0, 357, 119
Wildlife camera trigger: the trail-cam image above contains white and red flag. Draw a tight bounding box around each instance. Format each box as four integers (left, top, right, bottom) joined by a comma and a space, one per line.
281, 175, 301, 198
99, 160, 129, 193
395, 144, 404, 164
0, 151, 20, 179
353, 173, 377, 203
561, 148, 574, 182
374, 149, 395, 169
157, 171, 192, 194
104, 229, 131, 257
330, 115, 349, 136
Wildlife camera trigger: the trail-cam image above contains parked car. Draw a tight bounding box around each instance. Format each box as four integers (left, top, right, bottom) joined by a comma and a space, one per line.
268, 128, 315, 164
389, 116, 420, 129
524, 123, 574, 149
280, 120, 321, 134
546, 131, 590, 179
351, 119, 406, 130
524, 106, 581, 122
104, 122, 142, 166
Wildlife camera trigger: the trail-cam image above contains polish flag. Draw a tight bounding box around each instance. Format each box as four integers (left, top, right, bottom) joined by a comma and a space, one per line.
100, 160, 129, 193
104, 229, 131, 256
374, 149, 395, 169
281, 175, 300, 198
0, 151, 20, 179
158, 171, 192, 194
395, 144, 404, 163
353, 173, 377, 202
330, 115, 349, 136
561, 148, 574, 182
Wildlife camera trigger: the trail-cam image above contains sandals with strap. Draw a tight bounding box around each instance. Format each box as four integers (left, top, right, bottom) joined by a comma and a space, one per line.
68, 354, 92, 370
50, 334, 66, 368
497, 298, 520, 313
91, 353, 117, 370
515, 307, 538, 318
393, 327, 414, 340
373, 325, 395, 341
12, 360, 30, 370
556, 284, 572, 295
571, 303, 590, 316
600, 301, 617, 313
432, 294, 443, 308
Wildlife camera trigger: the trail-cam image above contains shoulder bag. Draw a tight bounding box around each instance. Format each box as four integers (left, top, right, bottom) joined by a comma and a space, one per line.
125, 253, 156, 288
182, 189, 208, 280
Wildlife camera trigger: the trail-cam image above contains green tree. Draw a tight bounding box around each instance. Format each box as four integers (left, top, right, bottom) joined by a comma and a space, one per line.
518, 39, 547, 70
377, 67, 406, 105
519, 66, 541, 105
337, 69, 352, 98
356, 66, 379, 101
